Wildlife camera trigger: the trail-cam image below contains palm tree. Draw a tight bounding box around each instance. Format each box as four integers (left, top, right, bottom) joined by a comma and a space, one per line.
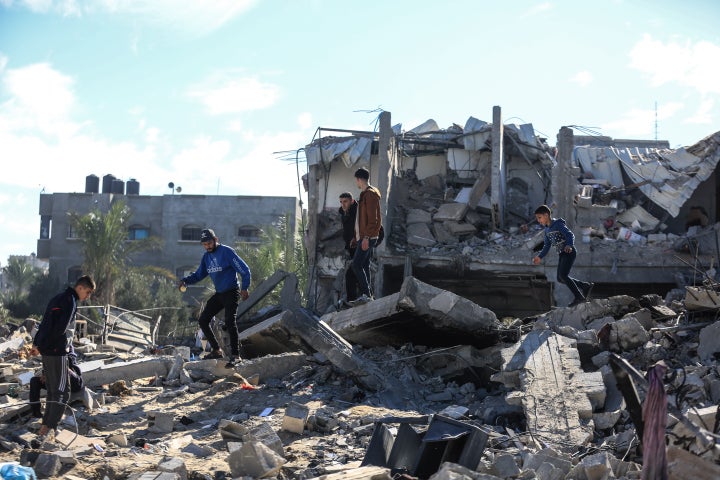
236, 214, 307, 308
69, 200, 157, 305
2, 256, 38, 296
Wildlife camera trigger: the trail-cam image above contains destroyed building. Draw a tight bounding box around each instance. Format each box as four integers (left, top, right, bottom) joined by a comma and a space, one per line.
304, 108, 720, 317
3, 109, 720, 479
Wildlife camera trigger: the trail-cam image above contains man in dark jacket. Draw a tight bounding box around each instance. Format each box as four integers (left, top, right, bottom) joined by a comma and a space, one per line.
33, 275, 95, 437
339, 192, 359, 302
29, 346, 84, 418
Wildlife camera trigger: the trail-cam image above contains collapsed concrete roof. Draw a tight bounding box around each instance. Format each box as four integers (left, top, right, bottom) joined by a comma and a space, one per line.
574, 131, 720, 217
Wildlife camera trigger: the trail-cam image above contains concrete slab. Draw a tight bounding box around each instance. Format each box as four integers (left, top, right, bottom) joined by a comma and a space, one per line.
322, 276, 499, 348
492, 330, 598, 451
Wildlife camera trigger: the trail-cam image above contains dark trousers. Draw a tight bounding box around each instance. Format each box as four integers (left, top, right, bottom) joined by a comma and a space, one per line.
345, 247, 358, 301
352, 239, 377, 297
198, 288, 241, 356
41, 355, 70, 430
557, 249, 591, 300
29, 376, 44, 417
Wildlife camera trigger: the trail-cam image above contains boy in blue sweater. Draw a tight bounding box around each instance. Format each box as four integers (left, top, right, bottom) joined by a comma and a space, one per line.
532, 205, 593, 307
180, 229, 251, 366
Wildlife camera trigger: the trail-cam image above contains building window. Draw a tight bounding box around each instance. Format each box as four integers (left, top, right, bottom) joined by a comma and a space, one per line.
181, 226, 203, 241
238, 225, 262, 243
66, 224, 78, 239
67, 266, 84, 284
128, 225, 149, 240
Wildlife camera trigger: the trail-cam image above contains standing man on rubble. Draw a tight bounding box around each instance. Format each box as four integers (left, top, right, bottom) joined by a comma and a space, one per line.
33, 274, 95, 439
179, 228, 251, 368
532, 205, 593, 307
339, 191, 359, 303
352, 167, 383, 304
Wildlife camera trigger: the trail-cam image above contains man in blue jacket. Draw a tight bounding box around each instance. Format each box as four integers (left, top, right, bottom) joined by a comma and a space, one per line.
180, 228, 251, 366
33, 274, 95, 438
532, 205, 593, 307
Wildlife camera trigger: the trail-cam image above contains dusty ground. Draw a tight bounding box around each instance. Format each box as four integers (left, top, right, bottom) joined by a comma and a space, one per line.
1, 351, 434, 479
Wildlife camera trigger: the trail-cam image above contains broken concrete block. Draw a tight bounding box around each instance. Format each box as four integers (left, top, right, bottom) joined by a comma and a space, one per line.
148, 411, 174, 433
522, 448, 572, 476
432, 222, 457, 244
433, 202, 468, 222
491, 453, 520, 477
282, 401, 309, 434
219, 419, 246, 441
407, 222, 436, 246
34, 452, 62, 478
248, 421, 285, 457
106, 433, 128, 447
54, 450, 78, 465
157, 457, 187, 480
593, 410, 622, 430
667, 445, 720, 479
698, 321, 720, 362
687, 405, 718, 430
128, 473, 180, 480
406, 208, 432, 224
443, 220, 477, 236
227, 440, 286, 479
609, 317, 649, 351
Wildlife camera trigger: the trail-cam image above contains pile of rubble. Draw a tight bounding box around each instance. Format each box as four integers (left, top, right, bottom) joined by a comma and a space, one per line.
2, 276, 720, 479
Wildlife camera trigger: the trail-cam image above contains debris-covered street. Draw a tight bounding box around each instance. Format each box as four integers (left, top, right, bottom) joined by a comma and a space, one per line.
3, 274, 720, 479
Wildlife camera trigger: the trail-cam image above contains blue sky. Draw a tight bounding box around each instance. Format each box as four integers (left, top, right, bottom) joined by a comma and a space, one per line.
1, 0, 719, 266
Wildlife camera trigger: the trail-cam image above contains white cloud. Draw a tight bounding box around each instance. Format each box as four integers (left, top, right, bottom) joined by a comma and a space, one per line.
684, 98, 714, 125
569, 70, 593, 87
522, 2, 552, 17
297, 112, 313, 130
9, 0, 258, 33
629, 35, 720, 95
187, 74, 281, 115
0, 53, 7, 72
601, 102, 684, 137
4, 63, 75, 120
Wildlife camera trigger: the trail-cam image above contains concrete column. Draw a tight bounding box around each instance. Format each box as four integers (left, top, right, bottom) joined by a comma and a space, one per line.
553, 127, 577, 228
306, 155, 321, 310
491, 106, 505, 229
374, 111, 393, 299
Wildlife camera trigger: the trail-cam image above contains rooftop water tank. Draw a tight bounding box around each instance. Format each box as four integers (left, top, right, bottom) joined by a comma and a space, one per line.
102, 174, 116, 194
126, 178, 140, 195
85, 174, 99, 193
111, 179, 125, 194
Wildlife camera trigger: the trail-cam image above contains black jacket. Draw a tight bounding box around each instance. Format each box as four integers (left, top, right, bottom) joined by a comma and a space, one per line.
339, 200, 358, 252
34, 287, 79, 356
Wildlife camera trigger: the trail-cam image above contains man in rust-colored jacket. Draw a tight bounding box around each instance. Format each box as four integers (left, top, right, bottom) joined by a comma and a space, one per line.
351, 167, 382, 304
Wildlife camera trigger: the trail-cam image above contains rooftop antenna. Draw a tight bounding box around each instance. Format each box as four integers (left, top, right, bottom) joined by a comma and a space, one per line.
168, 182, 182, 195
654, 101, 658, 147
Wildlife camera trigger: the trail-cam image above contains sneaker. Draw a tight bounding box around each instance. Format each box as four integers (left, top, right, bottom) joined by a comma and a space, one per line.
583, 282, 595, 299
225, 355, 240, 369
202, 349, 224, 360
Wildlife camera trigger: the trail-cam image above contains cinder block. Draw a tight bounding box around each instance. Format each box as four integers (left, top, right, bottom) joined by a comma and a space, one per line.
282, 402, 309, 434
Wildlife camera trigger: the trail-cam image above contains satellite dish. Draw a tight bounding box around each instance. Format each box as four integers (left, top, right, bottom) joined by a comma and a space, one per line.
168, 182, 175, 189
176, 186, 182, 193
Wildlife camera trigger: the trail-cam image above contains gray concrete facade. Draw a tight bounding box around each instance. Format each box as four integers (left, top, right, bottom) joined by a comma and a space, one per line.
37, 186, 301, 286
